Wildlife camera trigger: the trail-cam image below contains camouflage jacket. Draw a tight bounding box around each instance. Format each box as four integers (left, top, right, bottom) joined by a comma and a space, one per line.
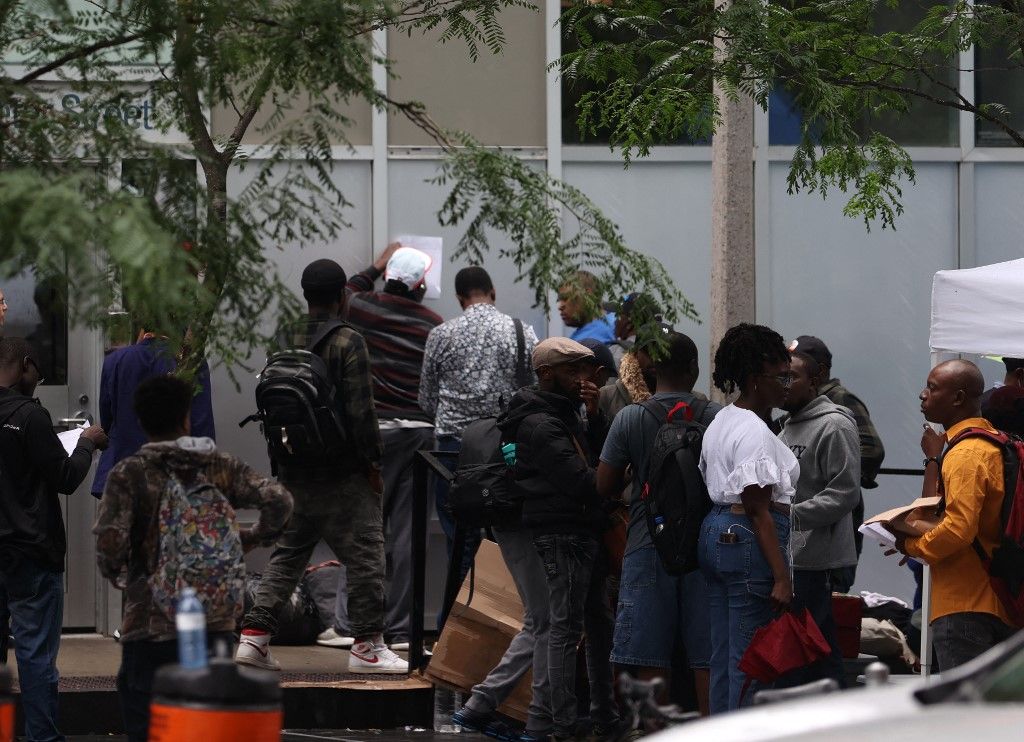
94, 437, 293, 642
819, 379, 886, 489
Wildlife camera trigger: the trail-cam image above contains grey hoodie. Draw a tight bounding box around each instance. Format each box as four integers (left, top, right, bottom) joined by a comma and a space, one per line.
779, 395, 860, 570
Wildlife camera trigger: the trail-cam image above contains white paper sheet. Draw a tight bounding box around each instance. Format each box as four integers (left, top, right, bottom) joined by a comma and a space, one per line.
858, 522, 924, 565
395, 235, 443, 299
858, 521, 897, 548
58, 427, 84, 456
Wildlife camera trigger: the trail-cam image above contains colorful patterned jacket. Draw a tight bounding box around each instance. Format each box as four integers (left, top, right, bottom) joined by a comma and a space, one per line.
94, 437, 293, 642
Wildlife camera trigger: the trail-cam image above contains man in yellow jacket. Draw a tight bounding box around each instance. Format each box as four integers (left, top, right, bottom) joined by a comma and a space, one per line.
898, 359, 1017, 671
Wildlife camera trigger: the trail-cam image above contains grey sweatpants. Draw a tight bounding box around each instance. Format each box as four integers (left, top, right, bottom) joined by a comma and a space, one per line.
466, 527, 553, 733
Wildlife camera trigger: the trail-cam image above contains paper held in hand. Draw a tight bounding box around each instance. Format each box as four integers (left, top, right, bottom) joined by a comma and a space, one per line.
859, 496, 943, 548
57, 427, 85, 456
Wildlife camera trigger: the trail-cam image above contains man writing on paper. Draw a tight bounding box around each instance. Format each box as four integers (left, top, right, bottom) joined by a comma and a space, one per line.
891, 360, 1016, 670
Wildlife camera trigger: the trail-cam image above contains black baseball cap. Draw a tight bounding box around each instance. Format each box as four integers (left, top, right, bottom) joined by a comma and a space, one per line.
301, 259, 348, 292
789, 335, 832, 369
578, 338, 618, 376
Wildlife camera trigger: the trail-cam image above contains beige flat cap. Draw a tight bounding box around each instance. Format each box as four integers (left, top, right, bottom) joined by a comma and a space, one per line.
532, 337, 595, 369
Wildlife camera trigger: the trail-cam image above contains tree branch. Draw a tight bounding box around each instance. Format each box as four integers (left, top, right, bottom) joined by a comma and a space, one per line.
221, 63, 277, 163
831, 74, 1024, 147
172, 15, 219, 161
15, 32, 145, 85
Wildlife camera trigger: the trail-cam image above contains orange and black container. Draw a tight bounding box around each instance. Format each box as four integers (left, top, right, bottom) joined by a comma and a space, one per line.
148, 658, 281, 741
0, 667, 14, 742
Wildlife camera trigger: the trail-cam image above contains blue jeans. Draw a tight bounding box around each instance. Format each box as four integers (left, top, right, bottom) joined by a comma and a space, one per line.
534, 533, 598, 738
0, 557, 65, 741
611, 545, 711, 670
699, 505, 790, 714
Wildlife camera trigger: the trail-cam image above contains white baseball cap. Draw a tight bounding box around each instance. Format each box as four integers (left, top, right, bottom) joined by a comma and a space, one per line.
385, 247, 432, 290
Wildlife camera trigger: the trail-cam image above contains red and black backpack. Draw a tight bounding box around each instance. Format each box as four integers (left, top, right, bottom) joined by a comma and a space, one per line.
941, 427, 1024, 627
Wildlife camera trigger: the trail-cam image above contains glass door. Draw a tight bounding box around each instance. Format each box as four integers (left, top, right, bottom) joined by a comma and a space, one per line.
3, 272, 102, 629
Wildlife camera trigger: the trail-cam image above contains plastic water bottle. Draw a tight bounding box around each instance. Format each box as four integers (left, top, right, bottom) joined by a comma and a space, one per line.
432, 687, 463, 733
176, 588, 208, 669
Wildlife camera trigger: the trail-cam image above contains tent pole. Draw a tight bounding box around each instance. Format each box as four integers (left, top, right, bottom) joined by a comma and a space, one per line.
919, 349, 945, 678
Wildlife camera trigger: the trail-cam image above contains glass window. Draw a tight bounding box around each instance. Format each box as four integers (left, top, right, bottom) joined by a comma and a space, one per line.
974, 5, 1024, 147
561, 9, 709, 145
387, 7, 546, 146
769, 0, 958, 146
2, 273, 68, 386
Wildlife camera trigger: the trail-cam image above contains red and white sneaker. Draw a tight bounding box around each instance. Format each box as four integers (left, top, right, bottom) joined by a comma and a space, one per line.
235, 631, 281, 671
349, 639, 409, 674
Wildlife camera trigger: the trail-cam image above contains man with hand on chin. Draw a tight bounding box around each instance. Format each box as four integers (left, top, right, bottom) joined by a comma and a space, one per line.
888, 360, 1016, 670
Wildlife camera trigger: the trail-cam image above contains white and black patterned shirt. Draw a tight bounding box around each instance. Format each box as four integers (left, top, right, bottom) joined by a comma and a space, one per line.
419, 303, 539, 437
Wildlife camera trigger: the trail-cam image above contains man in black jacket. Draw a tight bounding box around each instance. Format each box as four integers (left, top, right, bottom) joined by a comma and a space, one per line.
498, 337, 607, 741
0, 337, 107, 741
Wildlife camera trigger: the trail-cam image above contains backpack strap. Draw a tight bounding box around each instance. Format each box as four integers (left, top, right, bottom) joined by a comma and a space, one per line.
512, 318, 531, 389
938, 426, 1011, 564
306, 319, 346, 354
639, 398, 670, 424
639, 397, 709, 425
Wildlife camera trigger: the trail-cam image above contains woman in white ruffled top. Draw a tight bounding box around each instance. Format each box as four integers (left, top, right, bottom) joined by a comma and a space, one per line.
697, 323, 799, 713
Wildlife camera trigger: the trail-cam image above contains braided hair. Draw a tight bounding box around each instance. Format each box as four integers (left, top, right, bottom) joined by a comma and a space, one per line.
712, 323, 790, 395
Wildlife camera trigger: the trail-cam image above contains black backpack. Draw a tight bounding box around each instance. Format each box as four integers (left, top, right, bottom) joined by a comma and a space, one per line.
639, 397, 713, 575
242, 320, 348, 469
446, 417, 522, 528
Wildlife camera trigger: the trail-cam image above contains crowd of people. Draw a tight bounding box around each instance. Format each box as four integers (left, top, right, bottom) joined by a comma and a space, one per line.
0, 243, 1023, 742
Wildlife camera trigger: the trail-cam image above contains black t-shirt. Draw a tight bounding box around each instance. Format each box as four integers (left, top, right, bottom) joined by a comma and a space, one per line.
0, 388, 95, 572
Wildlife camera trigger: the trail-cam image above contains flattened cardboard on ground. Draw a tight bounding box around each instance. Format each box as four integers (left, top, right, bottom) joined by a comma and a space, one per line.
425, 540, 532, 721
864, 496, 942, 537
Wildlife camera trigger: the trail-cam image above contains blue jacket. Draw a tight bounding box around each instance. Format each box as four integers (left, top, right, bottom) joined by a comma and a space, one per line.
90, 339, 215, 496
570, 312, 616, 345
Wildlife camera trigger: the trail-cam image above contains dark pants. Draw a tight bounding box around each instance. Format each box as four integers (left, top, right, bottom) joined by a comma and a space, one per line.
831, 497, 865, 594
534, 533, 598, 738
0, 586, 9, 664
776, 570, 846, 688
583, 544, 618, 726
433, 434, 481, 629
0, 557, 64, 742
117, 633, 235, 742
335, 426, 434, 642
931, 611, 1017, 672
243, 470, 385, 638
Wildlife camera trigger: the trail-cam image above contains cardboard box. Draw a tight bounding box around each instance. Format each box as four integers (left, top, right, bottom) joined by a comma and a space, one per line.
425, 540, 533, 721
863, 496, 942, 537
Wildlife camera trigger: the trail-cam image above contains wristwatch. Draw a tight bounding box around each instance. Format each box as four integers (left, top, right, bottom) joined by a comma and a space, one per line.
923, 456, 940, 467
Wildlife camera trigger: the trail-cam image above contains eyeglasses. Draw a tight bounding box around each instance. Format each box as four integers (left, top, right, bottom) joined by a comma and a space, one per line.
0, 298, 7, 307
760, 373, 795, 389
25, 356, 45, 385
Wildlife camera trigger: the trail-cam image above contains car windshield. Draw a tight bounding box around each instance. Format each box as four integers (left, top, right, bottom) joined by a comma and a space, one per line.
977, 646, 1024, 702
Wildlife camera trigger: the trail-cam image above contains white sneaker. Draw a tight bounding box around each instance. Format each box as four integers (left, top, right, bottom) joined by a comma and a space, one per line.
349, 640, 409, 674
389, 641, 410, 651
317, 628, 355, 648
235, 633, 281, 671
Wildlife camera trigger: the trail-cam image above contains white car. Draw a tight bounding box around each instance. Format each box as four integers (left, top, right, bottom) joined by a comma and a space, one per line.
653, 631, 1024, 741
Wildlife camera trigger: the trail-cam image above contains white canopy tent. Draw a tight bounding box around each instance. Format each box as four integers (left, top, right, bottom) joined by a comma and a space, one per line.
930, 258, 1024, 358
921, 258, 1024, 675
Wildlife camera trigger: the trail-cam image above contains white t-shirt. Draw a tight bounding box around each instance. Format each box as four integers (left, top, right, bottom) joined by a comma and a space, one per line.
699, 404, 799, 505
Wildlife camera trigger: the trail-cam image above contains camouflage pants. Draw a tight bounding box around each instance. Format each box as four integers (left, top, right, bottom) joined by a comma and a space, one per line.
243, 470, 385, 639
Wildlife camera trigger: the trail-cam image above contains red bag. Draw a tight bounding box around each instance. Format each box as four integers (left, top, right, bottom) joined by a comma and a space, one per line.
737, 608, 831, 703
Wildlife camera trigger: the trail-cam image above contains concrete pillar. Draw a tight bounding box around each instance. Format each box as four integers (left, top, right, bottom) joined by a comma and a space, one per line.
709, 58, 755, 401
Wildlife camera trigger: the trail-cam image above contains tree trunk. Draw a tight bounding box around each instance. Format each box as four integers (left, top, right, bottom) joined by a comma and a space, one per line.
709, 5, 755, 403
